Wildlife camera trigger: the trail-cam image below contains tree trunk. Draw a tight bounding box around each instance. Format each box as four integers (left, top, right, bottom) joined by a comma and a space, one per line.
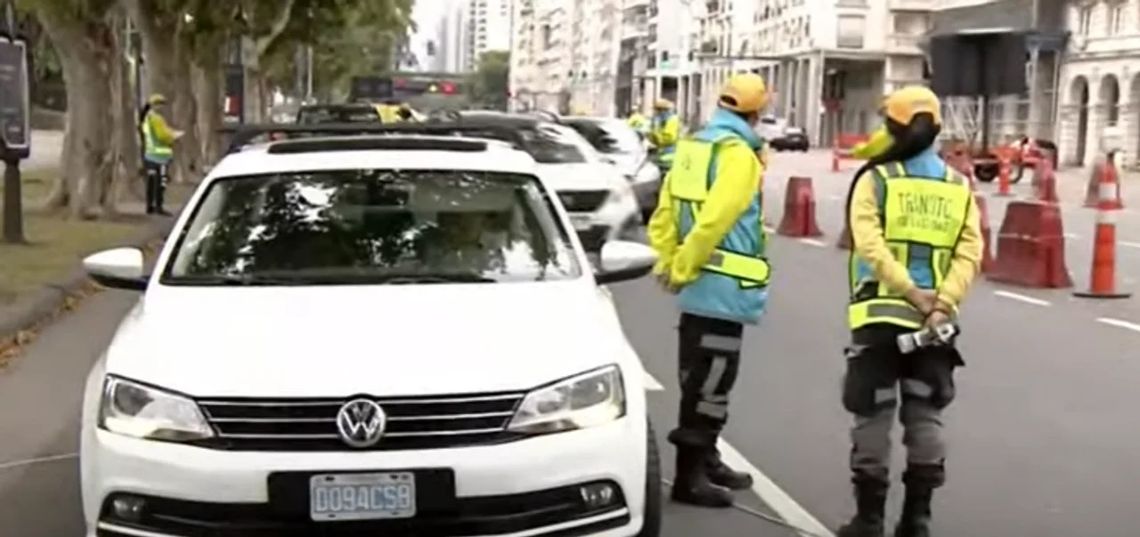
192, 48, 224, 166
171, 36, 203, 185
34, 9, 114, 219
107, 10, 140, 214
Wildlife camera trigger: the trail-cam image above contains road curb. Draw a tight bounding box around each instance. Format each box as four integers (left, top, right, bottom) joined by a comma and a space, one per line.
0, 218, 174, 346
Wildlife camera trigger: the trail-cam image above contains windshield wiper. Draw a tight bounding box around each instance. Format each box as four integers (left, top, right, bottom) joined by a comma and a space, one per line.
169, 275, 302, 286
374, 273, 496, 284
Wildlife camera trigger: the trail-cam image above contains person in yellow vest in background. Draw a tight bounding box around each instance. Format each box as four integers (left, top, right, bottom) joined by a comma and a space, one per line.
649, 99, 681, 171
140, 94, 183, 215
377, 101, 402, 123
838, 86, 982, 537
647, 73, 771, 508
627, 105, 650, 136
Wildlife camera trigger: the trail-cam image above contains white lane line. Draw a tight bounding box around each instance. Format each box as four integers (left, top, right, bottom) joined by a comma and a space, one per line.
827, 194, 842, 201
643, 372, 833, 536
799, 238, 827, 248
1064, 232, 1080, 240
764, 225, 776, 233
993, 290, 1052, 306
642, 370, 664, 391
1096, 317, 1140, 333
1119, 240, 1140, 249
0, 452, 77, 472
718, 440, 836, 537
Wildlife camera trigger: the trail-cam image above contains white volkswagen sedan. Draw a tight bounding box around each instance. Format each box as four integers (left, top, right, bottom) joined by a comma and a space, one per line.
79, 134, 662, 537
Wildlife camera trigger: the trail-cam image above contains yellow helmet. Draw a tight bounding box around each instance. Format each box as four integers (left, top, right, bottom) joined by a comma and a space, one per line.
148, 93, 167, 105
718, 73, 768, 114
882, 85, 942, 126
653, 99, 673, 110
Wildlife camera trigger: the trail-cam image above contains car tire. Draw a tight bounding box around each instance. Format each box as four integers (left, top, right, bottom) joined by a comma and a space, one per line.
974, 163, 998, 183
636, 419, 663, 537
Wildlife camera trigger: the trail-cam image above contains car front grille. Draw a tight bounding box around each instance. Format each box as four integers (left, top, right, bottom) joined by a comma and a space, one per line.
194, 392, 527, 451
557, 190, 609, 212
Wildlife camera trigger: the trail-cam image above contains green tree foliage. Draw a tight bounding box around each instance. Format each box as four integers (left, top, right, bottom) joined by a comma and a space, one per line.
466, 51, 509, 110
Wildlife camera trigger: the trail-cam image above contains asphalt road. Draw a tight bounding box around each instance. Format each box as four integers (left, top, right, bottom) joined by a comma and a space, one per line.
3, 150, 1140, 536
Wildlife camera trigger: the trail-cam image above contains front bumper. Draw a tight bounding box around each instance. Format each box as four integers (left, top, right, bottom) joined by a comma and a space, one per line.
84, 418, 646, 537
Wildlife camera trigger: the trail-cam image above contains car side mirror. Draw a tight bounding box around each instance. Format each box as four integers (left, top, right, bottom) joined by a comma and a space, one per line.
594, 240, 657, 285
83, 247, 149, 291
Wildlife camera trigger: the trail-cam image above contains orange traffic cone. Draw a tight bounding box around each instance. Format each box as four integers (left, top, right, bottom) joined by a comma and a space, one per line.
1074, 179, 1131, 299
995, 154, 1013, 197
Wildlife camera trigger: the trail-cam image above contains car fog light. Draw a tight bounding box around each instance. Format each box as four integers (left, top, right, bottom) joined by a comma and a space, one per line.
111, 495, 146, 522
579, 483, 616, 508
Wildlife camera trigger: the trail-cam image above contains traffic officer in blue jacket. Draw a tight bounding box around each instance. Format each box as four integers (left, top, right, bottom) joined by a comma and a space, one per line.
647, 73, 772, 508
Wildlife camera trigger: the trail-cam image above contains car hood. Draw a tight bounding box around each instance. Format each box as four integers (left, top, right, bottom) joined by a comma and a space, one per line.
536, 162, 626, 193
105, 281, 633, 397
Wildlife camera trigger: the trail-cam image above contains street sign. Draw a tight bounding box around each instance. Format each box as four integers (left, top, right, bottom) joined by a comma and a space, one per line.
0, 35, 30, 158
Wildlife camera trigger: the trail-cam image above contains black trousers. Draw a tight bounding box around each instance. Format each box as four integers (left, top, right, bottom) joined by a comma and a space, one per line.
144, 161, 168, 213
843, 325, 963, 488
667, 313, 744, 451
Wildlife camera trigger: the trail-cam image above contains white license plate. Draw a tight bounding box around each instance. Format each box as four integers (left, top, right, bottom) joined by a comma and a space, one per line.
570, 215, 594, 230
309, 472, 416, 521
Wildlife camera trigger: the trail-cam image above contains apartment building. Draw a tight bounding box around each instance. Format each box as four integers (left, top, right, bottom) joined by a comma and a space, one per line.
1057, 0, 1140, 167
641, 0, 704, 125
463, 0, 512, 71
567, 0, 623, 116
676, 0, 934, 144
509, 0, 573, 112
440, 1, 469, 73
616, 0, 653, 115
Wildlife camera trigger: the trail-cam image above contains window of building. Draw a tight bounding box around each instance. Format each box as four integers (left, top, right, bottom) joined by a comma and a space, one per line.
1077, 5, 1093, 34
1108, 2, 1125, 34
837, 15, 865, 48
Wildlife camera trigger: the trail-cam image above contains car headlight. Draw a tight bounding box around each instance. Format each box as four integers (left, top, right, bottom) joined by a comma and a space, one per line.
508, 365, 626, 434
98, 376, 214, 442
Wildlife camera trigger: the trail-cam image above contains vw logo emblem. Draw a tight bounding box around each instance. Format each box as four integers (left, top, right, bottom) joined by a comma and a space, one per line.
335, 398, 387, 448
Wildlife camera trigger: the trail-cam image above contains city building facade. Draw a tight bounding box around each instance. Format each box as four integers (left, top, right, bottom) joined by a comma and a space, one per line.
1057, 0, 1140, 167
510, 0, 574, 111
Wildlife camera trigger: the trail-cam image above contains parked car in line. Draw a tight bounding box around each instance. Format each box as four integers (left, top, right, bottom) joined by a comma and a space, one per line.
562, 116, 662, 223
457, 112, 642, 252
80, 132, 662, 537
295, 103, 384, 125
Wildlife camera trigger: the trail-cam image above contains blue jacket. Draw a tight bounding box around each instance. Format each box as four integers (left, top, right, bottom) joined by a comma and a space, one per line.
675, 108, 768, 324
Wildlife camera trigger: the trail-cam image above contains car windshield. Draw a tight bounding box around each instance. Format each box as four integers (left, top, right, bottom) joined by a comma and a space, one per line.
516, 124, 590, 164
297, 107, 380, 124
162, 169, 582, 285
567, 120, 643, 154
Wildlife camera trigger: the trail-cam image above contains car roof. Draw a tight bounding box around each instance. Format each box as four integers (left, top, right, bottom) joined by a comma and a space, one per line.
207, 134, 540, 183
299, 103, 377, 111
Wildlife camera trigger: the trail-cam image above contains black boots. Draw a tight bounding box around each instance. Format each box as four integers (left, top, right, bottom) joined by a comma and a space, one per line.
706, 451, 753, 490
837, 480, 887, 537
838, 475, 937, 537
671, 448, 734, 508
893, 484, 933, 537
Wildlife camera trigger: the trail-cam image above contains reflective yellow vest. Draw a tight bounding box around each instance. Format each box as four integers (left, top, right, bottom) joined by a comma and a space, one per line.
671, 136, 771, 288
848, 162, 972, 330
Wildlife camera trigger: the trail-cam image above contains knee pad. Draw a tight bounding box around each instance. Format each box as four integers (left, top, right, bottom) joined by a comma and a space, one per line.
906, 348, 961, 409
843, 346, 897, 416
